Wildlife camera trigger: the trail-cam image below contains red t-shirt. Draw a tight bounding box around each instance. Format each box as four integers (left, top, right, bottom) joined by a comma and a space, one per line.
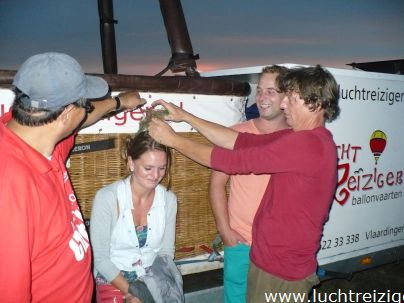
0, 112, 93, 302
211, 128, 337, 280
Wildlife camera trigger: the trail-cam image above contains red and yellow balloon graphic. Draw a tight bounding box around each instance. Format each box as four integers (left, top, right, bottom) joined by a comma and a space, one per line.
369, 130, 387, 165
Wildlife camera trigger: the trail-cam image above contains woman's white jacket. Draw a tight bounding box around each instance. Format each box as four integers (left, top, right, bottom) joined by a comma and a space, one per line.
90, 176, 177, 282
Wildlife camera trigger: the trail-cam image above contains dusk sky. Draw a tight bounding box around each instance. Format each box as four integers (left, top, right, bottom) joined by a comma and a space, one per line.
1, 0, 403, 76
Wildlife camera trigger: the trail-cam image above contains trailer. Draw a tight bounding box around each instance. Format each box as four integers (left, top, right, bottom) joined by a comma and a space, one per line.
2, 0, 404, 301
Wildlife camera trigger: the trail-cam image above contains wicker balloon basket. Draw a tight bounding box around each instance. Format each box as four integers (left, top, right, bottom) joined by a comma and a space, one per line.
68, 132, 218, 260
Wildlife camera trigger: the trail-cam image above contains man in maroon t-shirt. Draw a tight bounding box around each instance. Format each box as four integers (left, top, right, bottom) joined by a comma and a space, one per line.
148, 65, 340, 302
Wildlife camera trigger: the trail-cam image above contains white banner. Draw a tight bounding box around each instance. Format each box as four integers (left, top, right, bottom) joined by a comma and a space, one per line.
0, 90, 246, 133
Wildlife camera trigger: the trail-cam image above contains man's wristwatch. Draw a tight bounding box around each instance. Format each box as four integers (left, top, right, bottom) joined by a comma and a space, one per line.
113, 95, 121, 111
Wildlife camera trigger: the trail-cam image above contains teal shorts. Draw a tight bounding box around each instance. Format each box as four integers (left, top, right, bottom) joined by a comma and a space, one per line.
223, 243, 251, 303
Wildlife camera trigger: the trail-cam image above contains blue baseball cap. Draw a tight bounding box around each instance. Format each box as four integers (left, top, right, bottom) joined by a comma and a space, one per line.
13, 52, 109, 110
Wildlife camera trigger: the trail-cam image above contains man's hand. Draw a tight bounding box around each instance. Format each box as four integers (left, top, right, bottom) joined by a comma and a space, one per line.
148, 118, 177, 147
151, 99, 189, 122
116, 91, 146, 112
220, 228, 248, 247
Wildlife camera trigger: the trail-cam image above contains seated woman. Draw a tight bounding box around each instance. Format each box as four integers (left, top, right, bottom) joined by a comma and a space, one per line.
90, 131, 180, 303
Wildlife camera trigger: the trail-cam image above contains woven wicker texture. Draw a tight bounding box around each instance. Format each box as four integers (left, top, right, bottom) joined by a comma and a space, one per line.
68, 132, 218, 259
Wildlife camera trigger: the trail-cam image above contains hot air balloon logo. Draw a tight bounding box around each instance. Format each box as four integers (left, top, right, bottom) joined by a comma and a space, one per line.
369, 130, 387, 165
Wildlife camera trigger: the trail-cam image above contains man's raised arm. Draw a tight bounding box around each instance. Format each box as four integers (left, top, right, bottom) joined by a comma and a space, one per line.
151, 99, 238, 150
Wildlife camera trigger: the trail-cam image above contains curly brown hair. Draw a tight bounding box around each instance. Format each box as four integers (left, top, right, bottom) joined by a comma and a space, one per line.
279, 65, 340, 122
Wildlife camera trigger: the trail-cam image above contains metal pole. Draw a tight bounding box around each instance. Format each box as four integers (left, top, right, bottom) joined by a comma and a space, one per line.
159, 0, 199, 76
98, 0, 118, 74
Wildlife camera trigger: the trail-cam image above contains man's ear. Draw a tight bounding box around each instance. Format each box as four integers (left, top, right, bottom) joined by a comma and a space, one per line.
127, 156, 134, 172
58, 104, 75, 124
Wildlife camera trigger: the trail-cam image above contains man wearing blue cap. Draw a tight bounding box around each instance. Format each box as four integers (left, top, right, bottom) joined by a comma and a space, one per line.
0, 52, 145, 303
